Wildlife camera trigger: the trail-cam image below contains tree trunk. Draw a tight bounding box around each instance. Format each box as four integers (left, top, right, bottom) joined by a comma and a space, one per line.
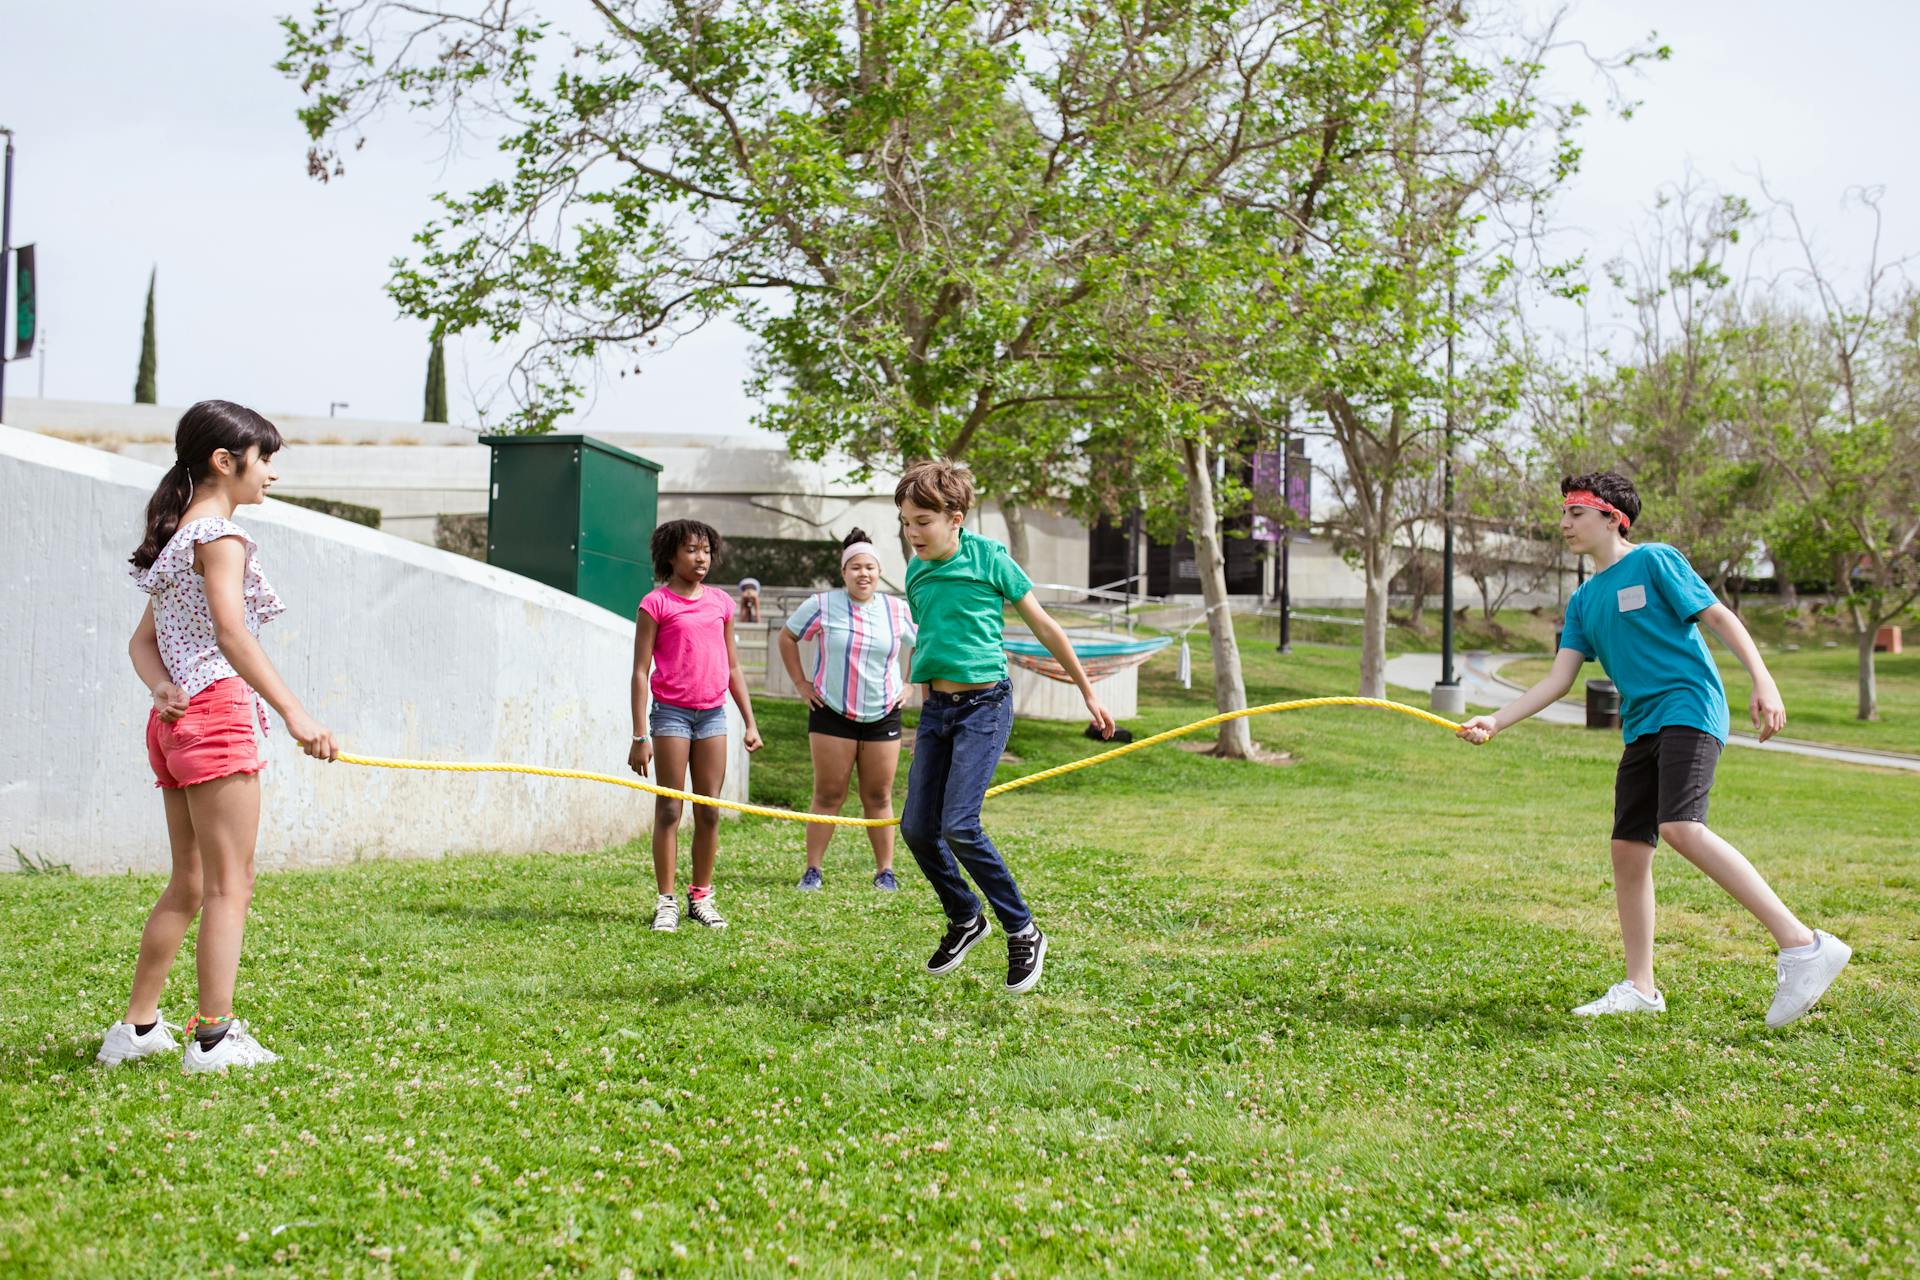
1404, 549, 1429, 631
1857, 624, 1880, 721
1179, 436, 1255, 758
1768, 542, 1798, 611
1001, 499, 1032, 570
1359, 532, 1391, 699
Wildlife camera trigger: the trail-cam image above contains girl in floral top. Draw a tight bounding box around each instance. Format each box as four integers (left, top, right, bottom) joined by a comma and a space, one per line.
98, 400, 338, 1076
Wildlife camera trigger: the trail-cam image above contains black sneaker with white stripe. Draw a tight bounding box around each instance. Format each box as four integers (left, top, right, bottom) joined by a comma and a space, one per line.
1006, 928, 1048, 994
926, 914, 990, 975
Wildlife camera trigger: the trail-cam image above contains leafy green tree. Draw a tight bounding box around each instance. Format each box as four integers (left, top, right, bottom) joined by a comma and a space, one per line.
280, 0, 1414, 751
1728, 194, 1920, 720
1287, 11, 1636, 697
1591, 184, 1771, 599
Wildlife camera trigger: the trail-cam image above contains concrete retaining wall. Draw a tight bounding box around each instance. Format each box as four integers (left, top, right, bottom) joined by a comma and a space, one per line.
0, 425, 747, 875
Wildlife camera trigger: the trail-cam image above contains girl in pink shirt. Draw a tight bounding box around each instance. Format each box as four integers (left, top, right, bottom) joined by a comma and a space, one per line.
628, 519, 762, 931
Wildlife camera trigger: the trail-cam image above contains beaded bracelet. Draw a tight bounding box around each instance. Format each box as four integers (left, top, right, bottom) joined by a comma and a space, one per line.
183, 1012, 234, 1036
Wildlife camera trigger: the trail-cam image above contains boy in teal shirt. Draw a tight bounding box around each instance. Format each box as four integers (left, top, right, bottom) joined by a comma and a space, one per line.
896, 461, 1116, 994
1459, 472, 1850, 1027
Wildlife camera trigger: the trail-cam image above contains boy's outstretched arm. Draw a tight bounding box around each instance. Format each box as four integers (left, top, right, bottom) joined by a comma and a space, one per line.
1457, 647, 1586, 744
1698, 603, 1787, 742
1013, 592, 1117, 739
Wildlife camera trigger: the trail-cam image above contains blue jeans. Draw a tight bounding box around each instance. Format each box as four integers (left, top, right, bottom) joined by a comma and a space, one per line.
900, 680, 1031, 934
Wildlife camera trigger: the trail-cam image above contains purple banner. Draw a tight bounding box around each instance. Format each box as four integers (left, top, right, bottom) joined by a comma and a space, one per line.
1252, 449, 1283, 543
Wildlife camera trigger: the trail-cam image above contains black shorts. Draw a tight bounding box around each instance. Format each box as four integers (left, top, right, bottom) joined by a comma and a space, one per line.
808, 703, 904, 743
1613, 726, 1722, 845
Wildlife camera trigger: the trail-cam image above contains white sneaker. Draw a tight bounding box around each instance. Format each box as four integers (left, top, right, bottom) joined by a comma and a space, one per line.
181, 1022, 279, 1074
687, 894, 728, 930
652, 894, 679, 932
96, 1018, 181, 1066
1767, 930, 1851, 1028
1572, 980, 1666, 1017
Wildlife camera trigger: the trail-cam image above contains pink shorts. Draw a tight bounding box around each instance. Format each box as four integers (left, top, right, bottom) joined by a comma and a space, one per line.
146, 677, 266, 790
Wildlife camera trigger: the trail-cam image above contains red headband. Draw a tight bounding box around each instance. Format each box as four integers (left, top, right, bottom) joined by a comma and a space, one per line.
1562, 490, 1630, 531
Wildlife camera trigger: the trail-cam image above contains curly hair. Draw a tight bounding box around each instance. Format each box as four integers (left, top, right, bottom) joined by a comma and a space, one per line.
1561, 471, 1640, 536
650, 518, 723, 582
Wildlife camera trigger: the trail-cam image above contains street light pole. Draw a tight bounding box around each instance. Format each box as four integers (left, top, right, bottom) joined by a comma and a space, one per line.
1275, 420, 1294, 654
1432, 275, 1465, 715
1, 127, 15, 423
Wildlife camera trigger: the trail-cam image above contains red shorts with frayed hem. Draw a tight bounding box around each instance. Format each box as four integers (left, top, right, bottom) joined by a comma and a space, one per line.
147, 677, 266, 790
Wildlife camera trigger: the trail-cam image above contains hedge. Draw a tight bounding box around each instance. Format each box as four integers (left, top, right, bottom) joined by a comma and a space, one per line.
275, 494, 381, 528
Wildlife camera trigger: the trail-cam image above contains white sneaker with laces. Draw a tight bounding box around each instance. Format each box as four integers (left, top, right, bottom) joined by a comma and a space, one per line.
96, 1018, 181, 1066
652, 893, 679, 932
1767, 930, 1851, 1028
1572, 980, 1666, 1017
687, 894, 728, 929
181, 1022, 279, 1074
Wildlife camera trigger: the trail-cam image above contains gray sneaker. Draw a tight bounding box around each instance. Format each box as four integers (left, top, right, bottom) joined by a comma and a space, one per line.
873, 869, 899, 892
651, 894, 679, 932
797, 867, 824, 892
1767, 931, 1851, 1028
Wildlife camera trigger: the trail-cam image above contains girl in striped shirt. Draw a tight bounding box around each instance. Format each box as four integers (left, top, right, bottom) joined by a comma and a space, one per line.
777, 528, 917, 891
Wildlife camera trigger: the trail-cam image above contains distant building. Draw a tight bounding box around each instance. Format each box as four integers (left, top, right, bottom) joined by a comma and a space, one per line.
6, 397, 1573, 609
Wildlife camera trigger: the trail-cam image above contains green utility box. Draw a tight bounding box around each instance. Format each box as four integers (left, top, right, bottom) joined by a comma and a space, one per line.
480, 434, 662, 618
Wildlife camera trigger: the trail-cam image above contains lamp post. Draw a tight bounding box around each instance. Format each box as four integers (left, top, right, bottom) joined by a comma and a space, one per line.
1432, 276, 1465, 716
0, 127, 15, 423
1275, 410, 1295, 654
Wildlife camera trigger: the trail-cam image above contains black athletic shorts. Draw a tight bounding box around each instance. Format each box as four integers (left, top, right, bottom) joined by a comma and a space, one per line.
1613, 726, 1722, 845
808, 702, 904, 743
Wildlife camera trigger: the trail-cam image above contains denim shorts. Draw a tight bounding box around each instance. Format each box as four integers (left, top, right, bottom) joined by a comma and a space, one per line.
649, 701, 730, 740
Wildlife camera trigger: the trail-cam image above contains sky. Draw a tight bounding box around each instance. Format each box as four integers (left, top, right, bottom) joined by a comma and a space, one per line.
0, 1, 1914, 440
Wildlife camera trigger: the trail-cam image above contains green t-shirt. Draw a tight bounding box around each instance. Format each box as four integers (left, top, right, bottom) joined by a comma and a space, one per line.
904, 529, 1034, 684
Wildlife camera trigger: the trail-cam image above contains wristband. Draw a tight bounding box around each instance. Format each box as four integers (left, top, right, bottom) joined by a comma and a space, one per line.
632, 734, 650, 743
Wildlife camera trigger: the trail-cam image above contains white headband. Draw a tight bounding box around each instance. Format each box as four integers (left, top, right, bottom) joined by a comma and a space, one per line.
840, 541, 878, 570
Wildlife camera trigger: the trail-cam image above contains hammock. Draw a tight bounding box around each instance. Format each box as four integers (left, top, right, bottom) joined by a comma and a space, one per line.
1003, 635, 1172, 683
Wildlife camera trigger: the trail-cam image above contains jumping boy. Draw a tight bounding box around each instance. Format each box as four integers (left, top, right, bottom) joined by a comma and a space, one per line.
1458, 472, 1851, 1027
896, 461, 1116, 994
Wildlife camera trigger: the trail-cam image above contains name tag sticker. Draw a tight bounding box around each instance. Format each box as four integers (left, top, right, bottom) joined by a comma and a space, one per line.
1617, 584, 1647, 613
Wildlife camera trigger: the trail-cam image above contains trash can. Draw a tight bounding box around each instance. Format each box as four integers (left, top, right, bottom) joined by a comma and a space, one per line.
1585, 679, 1620, 730
481, 434, 662, 618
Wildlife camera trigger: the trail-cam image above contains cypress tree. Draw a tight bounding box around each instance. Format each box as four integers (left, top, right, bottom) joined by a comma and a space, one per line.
423, 337, 448, 423
134, 268, 158, 404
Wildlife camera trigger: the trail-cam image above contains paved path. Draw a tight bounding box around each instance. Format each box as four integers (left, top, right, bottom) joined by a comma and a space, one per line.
1383, 650, 1920, 773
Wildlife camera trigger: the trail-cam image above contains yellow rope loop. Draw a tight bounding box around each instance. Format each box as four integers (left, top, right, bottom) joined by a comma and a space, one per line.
334, 699, 1463, 827
332, 754, 896, 826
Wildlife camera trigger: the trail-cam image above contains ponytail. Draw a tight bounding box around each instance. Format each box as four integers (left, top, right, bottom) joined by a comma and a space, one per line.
131, 462, 197, 572
129, 400, 284, 570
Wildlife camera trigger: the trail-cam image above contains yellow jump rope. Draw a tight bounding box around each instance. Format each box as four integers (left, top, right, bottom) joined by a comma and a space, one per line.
336, 698, 1464, 828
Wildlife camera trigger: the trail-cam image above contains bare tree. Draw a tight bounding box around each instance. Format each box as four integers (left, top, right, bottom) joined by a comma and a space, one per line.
1735, 187, 1920, 719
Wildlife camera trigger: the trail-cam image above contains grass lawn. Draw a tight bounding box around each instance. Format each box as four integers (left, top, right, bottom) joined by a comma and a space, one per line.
4, 643, 1918, 1277
1501, 646, 1920, 755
